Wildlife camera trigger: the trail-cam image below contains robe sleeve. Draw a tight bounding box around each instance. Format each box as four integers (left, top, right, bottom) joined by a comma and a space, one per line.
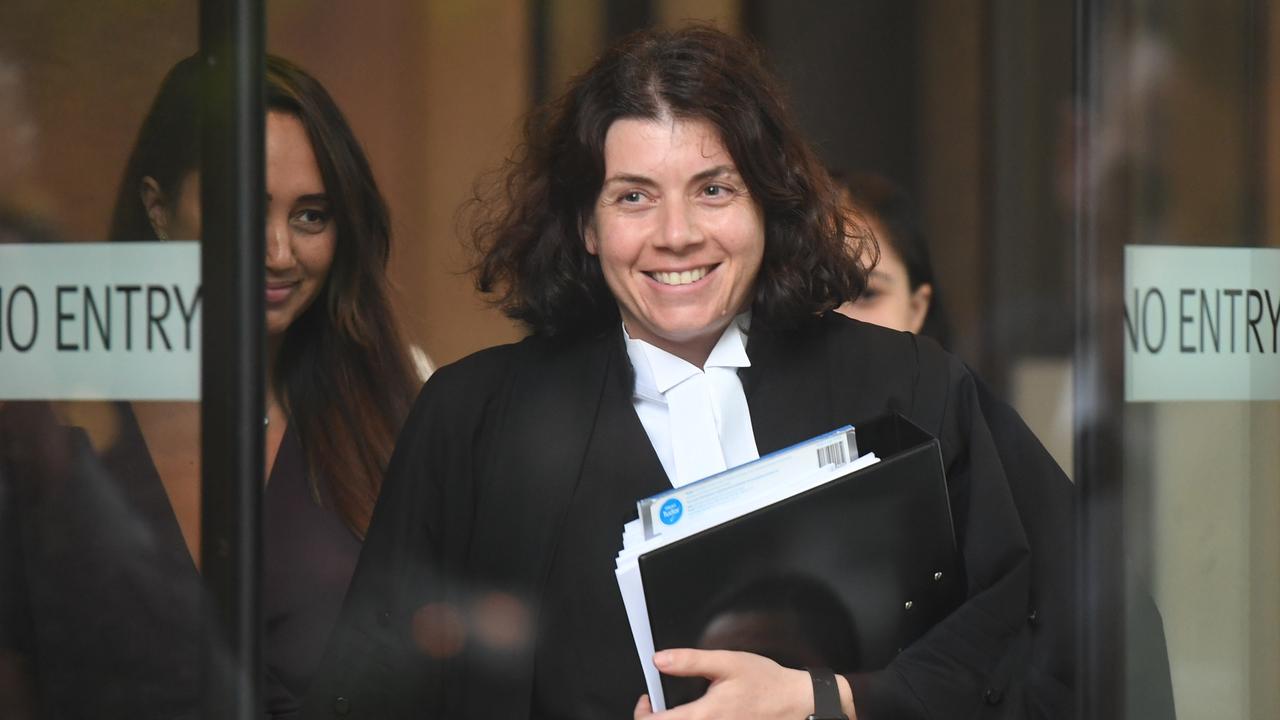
848, 341, 1074, 719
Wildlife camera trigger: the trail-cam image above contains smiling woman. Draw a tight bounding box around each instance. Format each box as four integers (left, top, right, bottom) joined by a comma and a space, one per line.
312, 25, 1073, 720
261, 112, 337, 337
112, 55, 420, 541
146, 111, 341, 336
0, 55, 421, 719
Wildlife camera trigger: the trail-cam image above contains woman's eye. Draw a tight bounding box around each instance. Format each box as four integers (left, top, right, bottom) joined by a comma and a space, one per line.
620, 191, 644, 203
295, 208, 329, 227
701, 183, 737, 202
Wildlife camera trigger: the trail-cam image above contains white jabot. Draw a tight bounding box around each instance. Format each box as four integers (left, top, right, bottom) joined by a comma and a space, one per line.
624, 315, 760, 487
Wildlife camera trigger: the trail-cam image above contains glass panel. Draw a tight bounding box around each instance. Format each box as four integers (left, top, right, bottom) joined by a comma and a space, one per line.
0, 4, 205, 717
1085, 1, 1280, 717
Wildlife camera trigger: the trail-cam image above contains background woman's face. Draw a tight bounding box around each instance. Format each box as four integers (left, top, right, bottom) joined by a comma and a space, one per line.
585, 116, 765, 364
146, 111, 336, 338
262, 111, 335, 337
836, 220, 930, 334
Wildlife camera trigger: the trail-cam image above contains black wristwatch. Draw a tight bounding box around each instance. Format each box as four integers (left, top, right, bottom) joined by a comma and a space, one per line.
805, 668, 849, 720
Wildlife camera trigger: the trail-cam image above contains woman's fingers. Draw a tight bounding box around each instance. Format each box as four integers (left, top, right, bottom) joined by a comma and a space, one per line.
644, 649, 815, 720
653, 648, 739, 679
633, 693, 654, 719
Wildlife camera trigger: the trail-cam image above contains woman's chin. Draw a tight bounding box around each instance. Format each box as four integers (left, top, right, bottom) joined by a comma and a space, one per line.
634, 316, 736, 352
265, 310, 295, 338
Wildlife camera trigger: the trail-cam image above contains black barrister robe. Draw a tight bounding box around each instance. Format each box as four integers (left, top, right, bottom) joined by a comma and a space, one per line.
302, 313, 1075, 719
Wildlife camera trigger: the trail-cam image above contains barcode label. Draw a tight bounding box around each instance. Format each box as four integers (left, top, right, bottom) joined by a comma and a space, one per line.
816, 441, 847, 468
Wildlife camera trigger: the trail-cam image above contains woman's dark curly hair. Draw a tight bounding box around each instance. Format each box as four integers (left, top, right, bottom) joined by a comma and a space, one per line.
470, 25, 870, 337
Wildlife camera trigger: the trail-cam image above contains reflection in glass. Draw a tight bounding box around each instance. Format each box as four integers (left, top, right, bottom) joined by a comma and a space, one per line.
696, 573, 860, 671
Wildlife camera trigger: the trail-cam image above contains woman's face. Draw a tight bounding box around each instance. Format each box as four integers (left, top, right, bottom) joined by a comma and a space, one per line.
586, 116, 765, 366
143, 111, 336, 338
261, 111, 336, 337
836, 218, 930, 334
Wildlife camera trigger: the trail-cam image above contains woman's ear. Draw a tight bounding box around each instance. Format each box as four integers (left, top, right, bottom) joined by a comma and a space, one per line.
908, 283, 933, 335
139, 176, 170, 240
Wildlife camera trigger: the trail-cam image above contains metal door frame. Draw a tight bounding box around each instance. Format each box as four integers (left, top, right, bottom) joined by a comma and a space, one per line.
199, 1, 264, 717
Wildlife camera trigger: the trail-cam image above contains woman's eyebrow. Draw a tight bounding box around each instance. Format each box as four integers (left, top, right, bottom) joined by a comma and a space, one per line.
264, 192, 330, 204
601, 165, 738, 188
690, 164, 737, 182
601, 173, 657, 187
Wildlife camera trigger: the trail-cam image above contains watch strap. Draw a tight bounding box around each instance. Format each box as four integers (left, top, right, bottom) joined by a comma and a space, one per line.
805, 667, 848, 720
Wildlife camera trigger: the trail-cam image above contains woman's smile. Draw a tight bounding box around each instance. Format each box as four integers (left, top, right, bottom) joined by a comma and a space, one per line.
265, 281, 298, 305
645, 264, 717, 287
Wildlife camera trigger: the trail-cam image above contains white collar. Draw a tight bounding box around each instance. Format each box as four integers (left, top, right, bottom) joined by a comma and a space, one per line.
624, 314, 752, 400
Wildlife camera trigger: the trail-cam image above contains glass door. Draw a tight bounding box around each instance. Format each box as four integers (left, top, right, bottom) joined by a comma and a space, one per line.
1076, 2, 1280, 718
0, 2, 264, 717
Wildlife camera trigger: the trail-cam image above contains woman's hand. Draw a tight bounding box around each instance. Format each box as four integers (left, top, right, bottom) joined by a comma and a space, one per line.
632, 649, 856, 720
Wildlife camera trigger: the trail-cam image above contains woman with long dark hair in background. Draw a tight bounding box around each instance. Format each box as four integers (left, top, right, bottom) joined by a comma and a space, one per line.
0, 55, 420, 718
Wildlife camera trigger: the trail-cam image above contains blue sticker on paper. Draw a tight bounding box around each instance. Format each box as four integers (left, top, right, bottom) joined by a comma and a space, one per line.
659, 498, 683, 525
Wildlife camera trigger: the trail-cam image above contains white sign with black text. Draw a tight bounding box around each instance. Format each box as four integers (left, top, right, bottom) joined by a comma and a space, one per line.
1125, 245, 1280, 402
0, 242, 200, 400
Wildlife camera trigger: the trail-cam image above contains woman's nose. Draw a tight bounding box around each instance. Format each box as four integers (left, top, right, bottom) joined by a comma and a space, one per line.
265, 220, 293, 269
656, 200, 701, 251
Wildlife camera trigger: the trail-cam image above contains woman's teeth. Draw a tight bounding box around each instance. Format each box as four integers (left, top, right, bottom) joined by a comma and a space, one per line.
651, 267, 710, 286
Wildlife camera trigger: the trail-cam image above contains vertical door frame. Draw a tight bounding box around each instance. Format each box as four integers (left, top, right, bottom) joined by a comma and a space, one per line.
1073, 0, 1128, 717
199, 1, 265, 717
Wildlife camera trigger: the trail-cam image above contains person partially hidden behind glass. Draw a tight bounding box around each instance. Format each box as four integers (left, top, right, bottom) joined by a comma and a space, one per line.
0, 55, 420, 718
304, 26, 1074, 720
833, 172, 951, 348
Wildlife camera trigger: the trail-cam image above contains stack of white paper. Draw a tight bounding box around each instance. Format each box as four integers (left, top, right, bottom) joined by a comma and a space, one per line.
614, 426, 880, 711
